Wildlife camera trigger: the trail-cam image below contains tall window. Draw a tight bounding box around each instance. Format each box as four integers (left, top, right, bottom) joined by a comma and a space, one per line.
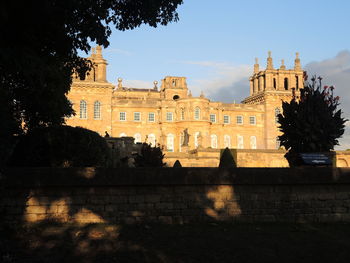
194, 107, 201, 120
250, 136, 257, 149
275, 108, 281, 124
147, 134, 156, 147
224, 135, 231, 148
180, 108, 185, 120
79, 100, 87, 119
210, 114, 216, 123
237, 135, 244, 149
296, 76, 299, 90
223, 115, 230, 124
93, 101, 101, 119
249, 116, 256, 125
273, 78, 277, 89
148, 112, 155, 122
236, 115, 243, 125
166, 112, 173, 121
119, 112, 126, 121
167, 134, 175, 152
134, 133, 142, 143
134, 112, 141, 121
284, 78, 288, 90
210, 134, 218, 148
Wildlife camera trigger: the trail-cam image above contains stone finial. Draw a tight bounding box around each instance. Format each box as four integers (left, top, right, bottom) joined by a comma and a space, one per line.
294, 52, 301, 70
200, 91, 205, 98
267, 51, 273, 70
153, 80, 158, 90
254, 57, 259, 73
188, 91, 192, 97
280, 59, 286, 70
117, 77, 123, 89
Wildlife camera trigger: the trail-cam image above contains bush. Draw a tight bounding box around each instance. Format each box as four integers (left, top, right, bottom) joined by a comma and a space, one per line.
219, 148, 236, 168
7, 125, 111, 167
278, 75, 347, 153
134, 143, 165, 167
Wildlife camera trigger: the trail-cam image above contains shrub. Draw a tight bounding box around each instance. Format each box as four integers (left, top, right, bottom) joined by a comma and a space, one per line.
134, 143, 165, 167
7, 125, 111, 167
219, 147, 236, 168
173, 160, 182, 167
278, 75, 347, 154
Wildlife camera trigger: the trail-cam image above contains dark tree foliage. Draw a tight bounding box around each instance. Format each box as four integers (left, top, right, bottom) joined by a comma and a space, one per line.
278, 75, 347, 154
173, 160, 182, 167
219, 147, 236, 168
0, 0, 183, 166
134, 143, 165, 167
8, 126, 111, 167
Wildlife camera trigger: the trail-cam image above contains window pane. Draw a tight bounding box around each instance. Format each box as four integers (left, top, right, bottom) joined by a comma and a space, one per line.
148, 112, 155, 122
236, 115, 243, 124
210, 114, 216, 123
194, 107, 200, 120
249, 116, 256, 125
93, 101, 101, 119
119, 112, 126, 121
134, 112, 141, 121
80, 100, 87, 119
223, 115, 230, 124
166, 112, 173, 121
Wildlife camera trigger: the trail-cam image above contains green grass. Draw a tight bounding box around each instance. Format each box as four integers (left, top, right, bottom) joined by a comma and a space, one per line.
1, 222, 350, 262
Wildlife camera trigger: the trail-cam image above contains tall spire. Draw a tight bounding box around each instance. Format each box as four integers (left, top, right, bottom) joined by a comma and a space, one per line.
266, 51, 274, 70
95, 45, 103, 58
294, 52, 301, 70
254, 57, 259, 73
280, 59, 286, 70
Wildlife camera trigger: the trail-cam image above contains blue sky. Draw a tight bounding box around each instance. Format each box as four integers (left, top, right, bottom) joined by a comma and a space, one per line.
85, 0, 350, 149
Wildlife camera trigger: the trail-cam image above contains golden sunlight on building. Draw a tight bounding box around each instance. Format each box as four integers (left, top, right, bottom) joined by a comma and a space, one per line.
66, 47, 303, 155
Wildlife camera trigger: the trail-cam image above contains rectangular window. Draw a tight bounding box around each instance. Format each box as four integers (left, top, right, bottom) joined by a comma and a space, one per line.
166, 112, 173, 121
210, 114, 216, 123
134, 112, 141, 121
249, 116, 256, 125
119, 112, 126, 121
148, 112, 155, 122
223, 115, 230, 124
236, 115, 243, 125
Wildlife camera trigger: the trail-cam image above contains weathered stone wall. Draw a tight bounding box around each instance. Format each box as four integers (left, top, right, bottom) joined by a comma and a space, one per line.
2, 167, 350, 224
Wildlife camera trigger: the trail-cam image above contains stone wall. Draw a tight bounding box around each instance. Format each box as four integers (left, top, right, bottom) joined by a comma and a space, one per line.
2, 167, 350, 224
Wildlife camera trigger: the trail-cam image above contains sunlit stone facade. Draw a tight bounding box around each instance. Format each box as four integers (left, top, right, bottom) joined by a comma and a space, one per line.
66, 47, 304, 153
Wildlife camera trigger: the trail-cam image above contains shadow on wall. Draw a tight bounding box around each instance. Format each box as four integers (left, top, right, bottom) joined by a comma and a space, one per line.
2, 167, 350, 261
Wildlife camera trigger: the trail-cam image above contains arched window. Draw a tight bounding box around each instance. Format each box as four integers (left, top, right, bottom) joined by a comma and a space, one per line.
276, 137, 281, 149
167, 134, 175, 152
211, 134, 218, 149
79, 100, 87, 119
275, 108, 281, 124
147, 134, 156, 147
119, 133, 127, 137
93, 101, 101, 119
250, 136, 257, 149
194, 107, 201, 120
237, 135, 244, 149
134, 133, 142, 144
224, 135, 231, 148
284, 78, 288, 90
194, 132, 200, 148
296, 76, 299, 90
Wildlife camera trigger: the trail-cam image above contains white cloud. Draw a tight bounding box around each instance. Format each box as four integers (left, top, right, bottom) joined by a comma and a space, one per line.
181, 61, 252, 103
115, 79, 154, 90
304, 50, 350, 150
105, 48, 132, 56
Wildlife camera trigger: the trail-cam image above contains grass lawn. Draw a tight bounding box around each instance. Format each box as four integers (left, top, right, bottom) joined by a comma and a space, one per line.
1, 222, 350, 262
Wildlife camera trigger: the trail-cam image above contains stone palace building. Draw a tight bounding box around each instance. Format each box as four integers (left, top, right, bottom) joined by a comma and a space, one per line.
66, 46, 304, 154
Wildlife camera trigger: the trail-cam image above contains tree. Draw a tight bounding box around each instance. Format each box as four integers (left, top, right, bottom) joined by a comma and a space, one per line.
134, 143, 166, 167
277, 75, 347, 156
219, 147, 236, 168
0, 0, 183, 166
